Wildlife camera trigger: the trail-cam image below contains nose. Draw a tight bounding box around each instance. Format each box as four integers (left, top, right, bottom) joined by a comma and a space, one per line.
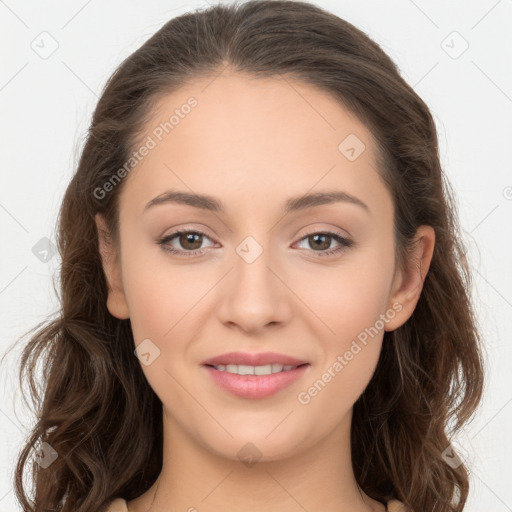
216, 243, 292, 335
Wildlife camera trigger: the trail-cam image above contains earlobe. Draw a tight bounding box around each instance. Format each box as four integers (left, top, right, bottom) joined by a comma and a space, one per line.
95, 214, 130, 320
385, 225, 436, 332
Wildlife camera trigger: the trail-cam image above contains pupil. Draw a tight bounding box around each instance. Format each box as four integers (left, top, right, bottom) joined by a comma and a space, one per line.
181, 233, 202, 250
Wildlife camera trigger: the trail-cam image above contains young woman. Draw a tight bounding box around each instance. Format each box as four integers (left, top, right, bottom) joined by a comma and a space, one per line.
13, 1, 485, 511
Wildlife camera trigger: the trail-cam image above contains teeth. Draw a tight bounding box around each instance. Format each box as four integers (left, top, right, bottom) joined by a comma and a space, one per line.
213, 364, 297, 375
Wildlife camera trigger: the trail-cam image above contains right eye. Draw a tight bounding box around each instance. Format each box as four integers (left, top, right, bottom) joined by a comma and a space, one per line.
158, 229, 216, 257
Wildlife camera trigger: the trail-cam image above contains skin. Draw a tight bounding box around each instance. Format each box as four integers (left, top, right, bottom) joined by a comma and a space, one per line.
96, 69, 435, 512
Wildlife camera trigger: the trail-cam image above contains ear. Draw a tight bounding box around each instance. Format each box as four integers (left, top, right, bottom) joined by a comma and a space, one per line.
95, 213, 130, 319
384, 225, 435, 331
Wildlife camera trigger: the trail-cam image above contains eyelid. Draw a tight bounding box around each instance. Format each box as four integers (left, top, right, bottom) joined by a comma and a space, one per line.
157, 224, 217, 244
298, 225, 351, 240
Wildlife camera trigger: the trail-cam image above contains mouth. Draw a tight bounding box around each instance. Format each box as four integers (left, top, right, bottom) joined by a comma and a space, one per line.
204, 362, 309, 376
202, 362, 311, 399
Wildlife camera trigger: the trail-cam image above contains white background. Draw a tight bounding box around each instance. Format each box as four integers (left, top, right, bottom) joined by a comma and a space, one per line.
1, 0, 511, 510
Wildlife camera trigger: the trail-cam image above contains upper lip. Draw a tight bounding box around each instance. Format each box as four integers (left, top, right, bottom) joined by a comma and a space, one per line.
201, 351, 308, 367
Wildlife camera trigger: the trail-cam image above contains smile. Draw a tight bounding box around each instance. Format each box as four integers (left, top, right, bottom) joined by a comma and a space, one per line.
210, 363, 299, 375
202, 363, 310, 399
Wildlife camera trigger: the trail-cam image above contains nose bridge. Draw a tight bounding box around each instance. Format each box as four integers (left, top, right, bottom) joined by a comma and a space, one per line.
216, 232, 291, 332
233, 232, 280, 303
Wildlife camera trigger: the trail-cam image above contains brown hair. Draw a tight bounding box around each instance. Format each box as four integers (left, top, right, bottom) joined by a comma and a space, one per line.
9, 1, 485, 510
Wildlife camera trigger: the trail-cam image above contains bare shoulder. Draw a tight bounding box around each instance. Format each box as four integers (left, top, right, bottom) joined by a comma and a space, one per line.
387, 499, 408, 512
104, 498, 128, 512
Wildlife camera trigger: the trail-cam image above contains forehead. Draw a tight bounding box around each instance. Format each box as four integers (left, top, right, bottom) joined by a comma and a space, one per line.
119, 71, 391, 221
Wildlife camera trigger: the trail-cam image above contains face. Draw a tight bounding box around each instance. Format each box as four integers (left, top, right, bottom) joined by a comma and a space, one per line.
97, 70, 431, 463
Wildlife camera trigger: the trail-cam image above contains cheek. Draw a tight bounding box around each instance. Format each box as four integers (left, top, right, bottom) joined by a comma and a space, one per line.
296, 248, 395, 345
121, 256, 204, 406
296, 284, 386, 423
294, 244, 394, 396
120, 248, 214, 392
121, 242, 208, 341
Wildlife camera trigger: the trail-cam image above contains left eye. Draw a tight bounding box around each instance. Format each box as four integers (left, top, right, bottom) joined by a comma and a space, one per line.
158, 229, 353, 257
158, 230, 215, 255
295, 231, 353, 255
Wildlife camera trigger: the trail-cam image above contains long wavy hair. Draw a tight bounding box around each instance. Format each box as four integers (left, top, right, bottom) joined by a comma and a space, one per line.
9, 1, 485, 510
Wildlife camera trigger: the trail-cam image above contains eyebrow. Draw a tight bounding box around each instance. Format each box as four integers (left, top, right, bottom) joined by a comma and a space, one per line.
143, 189, 370, 215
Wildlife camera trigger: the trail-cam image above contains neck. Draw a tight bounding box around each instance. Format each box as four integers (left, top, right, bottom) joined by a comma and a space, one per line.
128, 406, 385, 512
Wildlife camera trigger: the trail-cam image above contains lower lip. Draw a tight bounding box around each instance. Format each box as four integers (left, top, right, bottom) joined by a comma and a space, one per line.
202, 364, 310, 399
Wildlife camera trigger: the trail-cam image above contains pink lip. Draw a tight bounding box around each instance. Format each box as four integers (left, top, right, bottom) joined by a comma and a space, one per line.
202, 364, 310, 399
201, 351, 308, 367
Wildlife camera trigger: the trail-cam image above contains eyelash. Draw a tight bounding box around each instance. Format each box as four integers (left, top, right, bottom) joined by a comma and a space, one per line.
158, 228, 353, 258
